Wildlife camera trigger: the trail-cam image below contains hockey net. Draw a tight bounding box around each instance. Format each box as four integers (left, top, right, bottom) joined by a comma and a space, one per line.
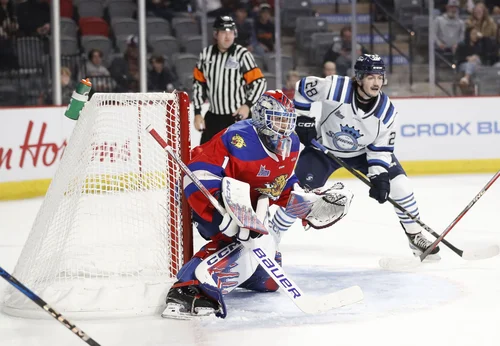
3, 92, 192, 318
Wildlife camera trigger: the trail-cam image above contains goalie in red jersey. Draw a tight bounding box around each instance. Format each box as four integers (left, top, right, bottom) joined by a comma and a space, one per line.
162, 90, 354, 320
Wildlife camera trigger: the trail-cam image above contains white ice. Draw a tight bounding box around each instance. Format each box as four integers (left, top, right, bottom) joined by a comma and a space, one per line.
1, 174, 499, 346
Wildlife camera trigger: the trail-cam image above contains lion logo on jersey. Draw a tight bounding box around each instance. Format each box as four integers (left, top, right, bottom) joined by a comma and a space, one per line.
231, 134, 246, 148
256, 174, 288, 200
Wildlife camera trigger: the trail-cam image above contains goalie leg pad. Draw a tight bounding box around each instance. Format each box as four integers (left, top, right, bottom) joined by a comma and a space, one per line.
192, 236, 279, 318
176, 233, 233, 283
172, 240, 249, 319
239, 251, 282, 292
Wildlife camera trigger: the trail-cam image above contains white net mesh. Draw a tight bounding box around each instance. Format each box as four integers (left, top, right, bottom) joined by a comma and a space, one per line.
3, 92, 191, 318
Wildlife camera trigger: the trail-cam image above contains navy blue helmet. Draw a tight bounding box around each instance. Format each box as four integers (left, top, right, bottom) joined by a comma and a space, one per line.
354, 54, 386, 80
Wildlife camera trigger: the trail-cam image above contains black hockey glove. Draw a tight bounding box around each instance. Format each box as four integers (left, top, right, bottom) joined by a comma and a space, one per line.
295, 116, 317, 146
369, 173, 390, 204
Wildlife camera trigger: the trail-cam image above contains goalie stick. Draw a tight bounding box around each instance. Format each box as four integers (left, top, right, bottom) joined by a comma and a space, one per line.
147, 125, 364, 314
0, 266, 100, 346
380, 170, 500, 270
311, 139, 500, 262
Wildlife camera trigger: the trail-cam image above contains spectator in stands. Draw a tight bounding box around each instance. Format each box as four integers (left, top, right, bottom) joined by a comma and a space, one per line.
434, 0, 465, 55
85, 49, 114, 92
249, 0, 273, 19
323, 61, 337, 77
323, 26, 368, 67
85, 49, 110, 77
254, 3, 274, 55
465, 2, 497, 40
323, 26, 351, 64
435, 0, 473, 14
282, 70, 300, 100
335, 41, 362, 76
456, 27, 486, 91
16, 0, 50, 37
466, 2, 498, 64
110, 35, 140, 92
148, 54, 178, 92
0, 0, 18, 69
234, 4, 255, 51
39, 67, 75, 105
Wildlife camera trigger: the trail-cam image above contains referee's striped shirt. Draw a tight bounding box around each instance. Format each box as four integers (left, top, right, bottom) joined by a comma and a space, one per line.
193, 43, 267, 116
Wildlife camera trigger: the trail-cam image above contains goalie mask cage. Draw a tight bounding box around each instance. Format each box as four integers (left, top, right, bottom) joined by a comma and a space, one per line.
3, 92, 192, 318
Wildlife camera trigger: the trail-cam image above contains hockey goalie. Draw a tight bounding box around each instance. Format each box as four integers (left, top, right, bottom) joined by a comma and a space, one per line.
162, 90, 354, 319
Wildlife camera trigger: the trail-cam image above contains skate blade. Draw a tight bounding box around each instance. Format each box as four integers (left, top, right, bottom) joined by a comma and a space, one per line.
411, 250, 441, 262
161, 303, 216, 320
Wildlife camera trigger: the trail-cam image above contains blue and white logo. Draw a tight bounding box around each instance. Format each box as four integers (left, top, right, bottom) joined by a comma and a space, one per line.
327, 124, 364, 150
257, 165, 270, 177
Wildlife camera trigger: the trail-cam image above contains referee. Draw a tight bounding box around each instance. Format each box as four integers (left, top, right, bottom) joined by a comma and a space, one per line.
193, 16, 267, 144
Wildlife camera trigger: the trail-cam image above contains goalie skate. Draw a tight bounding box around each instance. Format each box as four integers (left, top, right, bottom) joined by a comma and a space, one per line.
406, 232, 441, 261
161, 281, 220, 320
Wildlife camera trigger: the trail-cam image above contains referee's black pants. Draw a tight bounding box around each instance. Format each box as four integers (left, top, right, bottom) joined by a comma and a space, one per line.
200, 111, 246, 145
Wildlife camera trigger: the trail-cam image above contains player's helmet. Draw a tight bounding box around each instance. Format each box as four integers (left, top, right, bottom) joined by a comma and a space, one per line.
354, 54, 386, 81
213, 16, 237, 35
252, 90, 297, 159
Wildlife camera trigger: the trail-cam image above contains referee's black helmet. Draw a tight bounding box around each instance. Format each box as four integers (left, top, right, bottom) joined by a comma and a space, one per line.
213, 16, 237, 32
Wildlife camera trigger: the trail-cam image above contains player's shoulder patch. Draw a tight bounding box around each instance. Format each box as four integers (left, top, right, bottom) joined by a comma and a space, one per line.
230, 133, 246, 148
222, 120, 259, 150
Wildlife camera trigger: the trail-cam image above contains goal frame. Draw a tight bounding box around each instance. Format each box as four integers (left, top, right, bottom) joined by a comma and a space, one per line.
175, 91, 193, 265
2, 90, 194, 319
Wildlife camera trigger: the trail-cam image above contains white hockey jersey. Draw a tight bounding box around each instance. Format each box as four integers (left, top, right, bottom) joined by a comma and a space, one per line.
294, 75, 397, 176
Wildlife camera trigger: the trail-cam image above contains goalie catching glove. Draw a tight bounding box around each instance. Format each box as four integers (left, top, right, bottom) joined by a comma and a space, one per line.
271, 182, 354, 232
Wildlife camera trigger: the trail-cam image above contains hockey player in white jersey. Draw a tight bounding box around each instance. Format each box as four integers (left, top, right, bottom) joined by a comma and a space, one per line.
292, 54, 440, 258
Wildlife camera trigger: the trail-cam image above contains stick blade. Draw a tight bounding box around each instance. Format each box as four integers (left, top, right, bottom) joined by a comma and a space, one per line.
462, 244, 500, 260
295, 285, 364, 314
379, 257, 422, 271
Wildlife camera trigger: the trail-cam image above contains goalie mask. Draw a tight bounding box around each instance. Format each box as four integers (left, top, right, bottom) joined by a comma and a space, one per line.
252, 90, 297, 159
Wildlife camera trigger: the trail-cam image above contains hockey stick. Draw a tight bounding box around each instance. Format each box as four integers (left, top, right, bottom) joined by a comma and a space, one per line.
380, 170, 500, 270
0, 266, 100, 346
147, 125, 364, 314
311, 139, 499, 261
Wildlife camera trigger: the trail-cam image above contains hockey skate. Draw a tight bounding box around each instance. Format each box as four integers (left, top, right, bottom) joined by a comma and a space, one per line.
162, 281, 221, 320
406, 232, 441, 261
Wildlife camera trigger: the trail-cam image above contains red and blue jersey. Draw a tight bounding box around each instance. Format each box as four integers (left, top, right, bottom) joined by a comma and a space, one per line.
184, 120, 300, 222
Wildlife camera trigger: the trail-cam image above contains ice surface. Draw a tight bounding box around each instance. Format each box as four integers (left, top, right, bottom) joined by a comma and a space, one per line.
1, 174, 499, 346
